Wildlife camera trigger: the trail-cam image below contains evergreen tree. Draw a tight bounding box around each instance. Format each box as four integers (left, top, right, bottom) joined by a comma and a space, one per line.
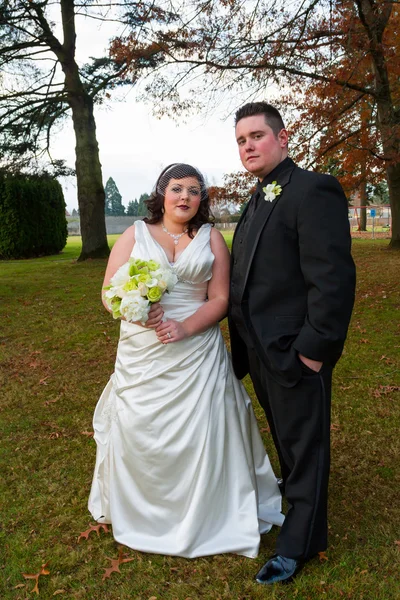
72, 208, 79, 217
126, 199, 139, 216
105, 177, 125, 216
137, 193, 149, 217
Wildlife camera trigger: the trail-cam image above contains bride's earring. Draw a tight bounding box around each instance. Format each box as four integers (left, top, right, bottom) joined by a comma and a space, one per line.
161, 206, 165, 214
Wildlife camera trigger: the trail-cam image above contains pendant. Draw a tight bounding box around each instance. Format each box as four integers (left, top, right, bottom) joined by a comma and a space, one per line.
174, 239, 179, 245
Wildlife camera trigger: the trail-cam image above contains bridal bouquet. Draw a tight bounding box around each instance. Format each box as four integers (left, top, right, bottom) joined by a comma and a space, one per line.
103, 258, 178, 324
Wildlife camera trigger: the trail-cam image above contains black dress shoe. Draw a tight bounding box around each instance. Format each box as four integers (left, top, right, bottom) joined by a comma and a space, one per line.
255, 554, 304, 585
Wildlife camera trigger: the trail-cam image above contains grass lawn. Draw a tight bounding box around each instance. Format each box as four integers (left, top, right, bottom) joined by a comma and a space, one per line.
0, 235, 399, 599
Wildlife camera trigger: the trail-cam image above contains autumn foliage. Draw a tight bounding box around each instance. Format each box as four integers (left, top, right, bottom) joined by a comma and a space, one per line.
109, 0, 400, 246
285, 2, 400, 198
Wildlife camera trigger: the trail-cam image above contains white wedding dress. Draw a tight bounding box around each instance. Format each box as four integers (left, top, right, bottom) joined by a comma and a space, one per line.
88, 220, 284, 558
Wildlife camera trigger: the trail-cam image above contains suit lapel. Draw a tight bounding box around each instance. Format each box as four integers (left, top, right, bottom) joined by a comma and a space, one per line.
230, 191, 256, 268
239, 160, 296, 300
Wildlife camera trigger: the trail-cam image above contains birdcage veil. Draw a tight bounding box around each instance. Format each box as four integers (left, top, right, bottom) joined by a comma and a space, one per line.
155, 163, 209, 201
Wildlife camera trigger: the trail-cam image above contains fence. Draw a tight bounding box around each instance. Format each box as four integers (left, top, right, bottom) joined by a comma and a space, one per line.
349, 205, 391, 239
67, 216, 142, 235
67, 206, 392, 239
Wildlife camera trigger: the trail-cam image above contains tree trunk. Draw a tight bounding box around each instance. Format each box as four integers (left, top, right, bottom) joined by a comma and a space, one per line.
59, 0, 109, 261
386, 161, 400, 249
69, 94, 110, 260
354, 0, 399, 248
358, 161, 367, 231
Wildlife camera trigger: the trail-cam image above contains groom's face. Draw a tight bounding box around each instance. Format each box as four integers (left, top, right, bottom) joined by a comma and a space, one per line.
235, 114, 288, 180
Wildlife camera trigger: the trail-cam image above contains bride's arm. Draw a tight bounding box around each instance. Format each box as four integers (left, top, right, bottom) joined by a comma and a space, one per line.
156, 228, 230, 343
102, 225, 163, 327
102, 225, 136, 295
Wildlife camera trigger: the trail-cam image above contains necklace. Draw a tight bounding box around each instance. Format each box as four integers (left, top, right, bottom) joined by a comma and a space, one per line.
162, 222, 188, 245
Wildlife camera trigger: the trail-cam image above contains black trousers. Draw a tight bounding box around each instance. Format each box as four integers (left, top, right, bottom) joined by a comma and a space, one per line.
247, 348, 332, 560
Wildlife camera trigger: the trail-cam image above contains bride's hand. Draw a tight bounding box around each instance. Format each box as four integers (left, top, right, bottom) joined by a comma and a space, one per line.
144, 302, 164, 328
156, 319, 187, 344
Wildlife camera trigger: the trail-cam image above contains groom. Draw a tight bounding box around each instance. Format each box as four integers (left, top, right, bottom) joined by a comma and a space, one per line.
229, 102, 356, 584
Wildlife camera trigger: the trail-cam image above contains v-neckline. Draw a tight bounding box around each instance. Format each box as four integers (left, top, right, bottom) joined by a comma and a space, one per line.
143, 223, 204, 266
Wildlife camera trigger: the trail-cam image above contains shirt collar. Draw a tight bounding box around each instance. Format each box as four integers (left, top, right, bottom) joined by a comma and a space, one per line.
258, 156, 293, 191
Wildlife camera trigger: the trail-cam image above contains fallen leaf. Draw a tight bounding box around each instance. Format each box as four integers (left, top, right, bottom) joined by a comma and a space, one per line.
44, 399, 58, 406
360, 569, 368, 575
102, 547, 134, 581
102, 559, 121, 581
13, 584, 26, 589
118, 546, 134, 564
80, 431, 94, 437
53, 591, 66, 596
78, 523, 109, 542
318, 551, 328, 562
22, 562, 50, 595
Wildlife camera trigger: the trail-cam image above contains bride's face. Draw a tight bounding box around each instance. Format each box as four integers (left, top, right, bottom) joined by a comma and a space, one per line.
163, 177, 202, 223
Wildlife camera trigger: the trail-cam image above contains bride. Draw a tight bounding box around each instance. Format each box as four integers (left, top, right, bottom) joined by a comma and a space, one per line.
88, 163, 284, 558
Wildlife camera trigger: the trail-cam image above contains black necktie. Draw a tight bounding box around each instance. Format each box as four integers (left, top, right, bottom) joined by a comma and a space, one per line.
246, 190, 260, 219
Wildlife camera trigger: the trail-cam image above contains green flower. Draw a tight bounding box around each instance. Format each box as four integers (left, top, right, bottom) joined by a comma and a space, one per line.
136, 273, 152, 284
147, 286, 163, 303
147, 260, 160, 271
129, 264, 140, 276
123, 279, 138, 292
111, 297, 122, 319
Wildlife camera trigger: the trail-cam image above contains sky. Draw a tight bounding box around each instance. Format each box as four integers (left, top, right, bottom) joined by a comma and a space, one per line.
48, 9, 245, 213
56, 100, 243, 213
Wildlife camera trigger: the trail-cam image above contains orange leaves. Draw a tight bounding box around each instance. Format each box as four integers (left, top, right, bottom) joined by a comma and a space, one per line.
78, 525, 134, 583
19, 533, 134, 591
371, 384, 400, 398
80, 430, 94, 437
102, 546, 134, 581
22, 562, 50, 595
318, 551, 329, 562
77, 522, 109, 542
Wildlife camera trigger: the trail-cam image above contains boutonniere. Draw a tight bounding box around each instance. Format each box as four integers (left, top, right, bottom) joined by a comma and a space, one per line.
262, 181, 282, 202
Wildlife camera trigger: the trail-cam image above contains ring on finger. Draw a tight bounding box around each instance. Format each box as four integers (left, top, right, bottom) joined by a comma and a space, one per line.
167, 332, 171, 339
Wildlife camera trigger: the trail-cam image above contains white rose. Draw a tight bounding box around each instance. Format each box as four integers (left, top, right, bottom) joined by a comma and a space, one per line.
137, 282, 149, 297
120, 291, 150, 323
110, 262, 131, 287
263, 184, 276, 202
159, 269, 178, 291
144, 277, 159, 288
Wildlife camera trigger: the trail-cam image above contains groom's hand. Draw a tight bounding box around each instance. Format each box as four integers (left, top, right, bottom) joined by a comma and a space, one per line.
298, 353, 323, 373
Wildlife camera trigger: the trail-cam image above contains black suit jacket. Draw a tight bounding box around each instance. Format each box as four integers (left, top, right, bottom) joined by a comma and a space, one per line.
229, 158, 356, 387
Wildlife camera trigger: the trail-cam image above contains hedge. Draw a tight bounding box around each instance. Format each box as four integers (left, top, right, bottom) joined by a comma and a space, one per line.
0, 171, 68, 259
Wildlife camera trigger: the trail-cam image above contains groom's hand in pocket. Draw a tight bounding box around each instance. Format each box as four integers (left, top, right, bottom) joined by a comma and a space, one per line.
145, 302, 164, 328
298, 353, 323, 373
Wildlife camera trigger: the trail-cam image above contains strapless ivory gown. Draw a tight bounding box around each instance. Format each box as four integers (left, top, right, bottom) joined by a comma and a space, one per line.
88, 220, 284, 558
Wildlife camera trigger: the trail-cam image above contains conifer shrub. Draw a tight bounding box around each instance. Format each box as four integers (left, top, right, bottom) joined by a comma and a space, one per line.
0, 171, 67, 258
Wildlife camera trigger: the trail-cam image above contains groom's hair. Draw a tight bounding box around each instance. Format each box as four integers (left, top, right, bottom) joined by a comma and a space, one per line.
235, 102, 286, 137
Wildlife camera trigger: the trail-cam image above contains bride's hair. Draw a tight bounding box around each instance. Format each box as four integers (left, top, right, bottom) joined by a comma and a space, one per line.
144, 163, 214, 238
